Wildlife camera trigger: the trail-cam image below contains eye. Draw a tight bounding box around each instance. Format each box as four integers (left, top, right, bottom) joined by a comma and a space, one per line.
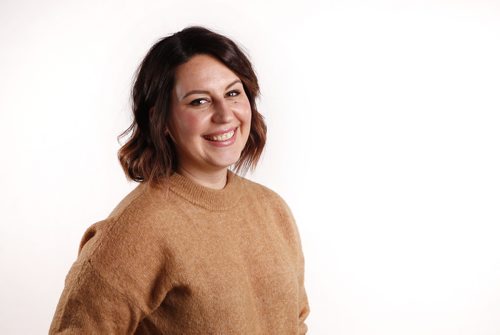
226, 90, 241, 97
189, 98, 209, 106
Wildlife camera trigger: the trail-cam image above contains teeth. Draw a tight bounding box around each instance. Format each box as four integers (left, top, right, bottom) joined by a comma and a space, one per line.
208, 130, 235, 142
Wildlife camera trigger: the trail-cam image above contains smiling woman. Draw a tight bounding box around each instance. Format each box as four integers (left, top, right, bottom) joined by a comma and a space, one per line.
117, 26, 266, 190
169, 55, 252, 188
49, 26, 309, 335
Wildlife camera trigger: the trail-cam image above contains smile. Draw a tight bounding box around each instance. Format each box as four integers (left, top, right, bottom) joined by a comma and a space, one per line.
204, 128, 236, 142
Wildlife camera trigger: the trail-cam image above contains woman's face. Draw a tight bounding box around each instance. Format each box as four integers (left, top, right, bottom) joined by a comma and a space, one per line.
169, 54, 252, 176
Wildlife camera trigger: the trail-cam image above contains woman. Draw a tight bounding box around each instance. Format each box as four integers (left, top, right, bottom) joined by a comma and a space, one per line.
49, 26, 309, 334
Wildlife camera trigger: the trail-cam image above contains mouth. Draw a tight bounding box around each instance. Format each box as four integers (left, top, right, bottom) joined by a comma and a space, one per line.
203, 128, 236, 142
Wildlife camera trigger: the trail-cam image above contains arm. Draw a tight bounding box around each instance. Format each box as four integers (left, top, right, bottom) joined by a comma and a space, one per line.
270, 191, 310, 334
49, 219, 171, 334
298, 246, 310, 335
49, 258, 144, 334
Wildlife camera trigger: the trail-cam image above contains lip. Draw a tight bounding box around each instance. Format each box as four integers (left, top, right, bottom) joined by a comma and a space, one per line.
203, 127, 238, 147
203, 127, 237, 137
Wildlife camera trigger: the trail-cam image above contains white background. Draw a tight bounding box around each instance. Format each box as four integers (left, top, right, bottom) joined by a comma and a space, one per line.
1, 0, 499, 334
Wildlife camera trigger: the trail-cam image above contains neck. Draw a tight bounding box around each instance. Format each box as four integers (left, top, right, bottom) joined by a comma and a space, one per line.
176, 166, 228, 190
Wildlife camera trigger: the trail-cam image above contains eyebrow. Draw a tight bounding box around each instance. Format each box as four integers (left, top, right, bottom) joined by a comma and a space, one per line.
181, 79, 242, 100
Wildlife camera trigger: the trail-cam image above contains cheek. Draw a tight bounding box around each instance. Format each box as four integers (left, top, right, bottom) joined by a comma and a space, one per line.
235, 100, 252, 125
175, 112, 207, 138
243, 107, 252, 134
235, 104, 252, 144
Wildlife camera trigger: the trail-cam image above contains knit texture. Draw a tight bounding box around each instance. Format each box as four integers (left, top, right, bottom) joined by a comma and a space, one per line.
49, 171, 309, 334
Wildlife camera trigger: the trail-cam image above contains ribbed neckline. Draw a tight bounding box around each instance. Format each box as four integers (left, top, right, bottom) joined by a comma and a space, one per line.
166, 170, 244, 211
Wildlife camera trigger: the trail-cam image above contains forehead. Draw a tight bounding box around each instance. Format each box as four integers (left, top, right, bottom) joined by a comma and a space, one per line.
173, 54, 239, 90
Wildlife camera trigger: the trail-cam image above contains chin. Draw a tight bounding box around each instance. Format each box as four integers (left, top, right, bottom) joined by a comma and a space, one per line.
212, 159, 239, 169
209, 153, 242, 169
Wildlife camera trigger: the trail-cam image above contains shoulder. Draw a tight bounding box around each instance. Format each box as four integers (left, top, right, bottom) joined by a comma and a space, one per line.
237, 174, 284, 202
236, 174, 299, 236
107, 182, 176, 222
71, 184, 177, 313
78, 182, 178, 259
237, 174, 293, 216
236, 174, 304, 255
75, 183, 177, 289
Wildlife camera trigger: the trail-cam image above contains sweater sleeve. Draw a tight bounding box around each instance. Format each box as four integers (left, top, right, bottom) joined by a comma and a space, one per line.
49, 218, 172, 334
48, 256, 144, 334
298, 244, 310, 335
269, 191, 310, 334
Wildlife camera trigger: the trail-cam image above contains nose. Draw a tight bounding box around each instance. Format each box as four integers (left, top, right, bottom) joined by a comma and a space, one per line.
212, 99, 234, 124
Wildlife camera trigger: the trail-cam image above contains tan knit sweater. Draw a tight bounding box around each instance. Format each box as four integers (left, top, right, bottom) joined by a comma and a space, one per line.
49, 171, 309, 334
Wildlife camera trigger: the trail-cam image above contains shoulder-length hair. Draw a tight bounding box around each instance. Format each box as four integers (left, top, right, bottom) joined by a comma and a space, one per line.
118, 26, 267, 186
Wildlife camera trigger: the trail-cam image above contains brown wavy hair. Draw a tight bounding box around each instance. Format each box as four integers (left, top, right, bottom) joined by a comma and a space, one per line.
117, 26, 267, 185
